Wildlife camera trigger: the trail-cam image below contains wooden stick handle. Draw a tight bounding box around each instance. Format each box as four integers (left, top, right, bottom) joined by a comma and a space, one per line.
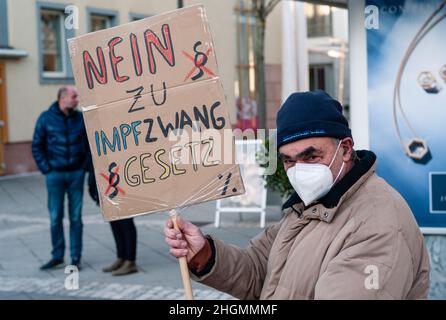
170, 211, 194, 300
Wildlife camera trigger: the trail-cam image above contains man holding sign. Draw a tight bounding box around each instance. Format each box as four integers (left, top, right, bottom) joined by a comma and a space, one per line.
165, 91, 430, 300
68, 5, 244, 298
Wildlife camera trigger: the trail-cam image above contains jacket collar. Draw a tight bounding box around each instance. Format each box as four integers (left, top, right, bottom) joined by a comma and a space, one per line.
49, 101, 78, 118
282, 150, 377, 222
49, 101, 63, 116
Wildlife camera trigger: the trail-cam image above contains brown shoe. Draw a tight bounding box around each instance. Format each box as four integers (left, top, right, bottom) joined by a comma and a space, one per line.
102, 259, 124, 272
112, 260, 138, 276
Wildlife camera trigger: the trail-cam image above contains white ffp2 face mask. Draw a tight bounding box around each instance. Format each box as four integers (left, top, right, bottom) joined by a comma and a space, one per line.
286, 142, 345, 206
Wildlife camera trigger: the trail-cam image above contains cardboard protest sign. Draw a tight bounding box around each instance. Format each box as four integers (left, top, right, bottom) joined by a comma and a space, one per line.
68, 5, 245, 221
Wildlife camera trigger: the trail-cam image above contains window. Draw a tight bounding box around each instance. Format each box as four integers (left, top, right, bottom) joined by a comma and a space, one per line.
234, 2, 258, 130
309, 64, 335, 97
309, 65, 326, 91
235, 5, 257, 100
90, 14, 112, 31
41, 9, 66, 77
129, 13, 149, 22
86, 8, 118, 32
305, 4, 333, 37
37, 2, 74, 83
0, 0, 8, 47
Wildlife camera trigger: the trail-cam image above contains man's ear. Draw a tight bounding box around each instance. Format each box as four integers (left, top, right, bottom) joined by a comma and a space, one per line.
341, 138, 353, 160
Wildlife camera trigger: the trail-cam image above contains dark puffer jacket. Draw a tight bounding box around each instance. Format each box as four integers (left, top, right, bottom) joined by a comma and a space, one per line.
32, 101, 88, 174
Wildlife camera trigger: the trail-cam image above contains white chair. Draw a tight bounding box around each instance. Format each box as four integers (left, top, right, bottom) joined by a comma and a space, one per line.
215, 139, 267, 228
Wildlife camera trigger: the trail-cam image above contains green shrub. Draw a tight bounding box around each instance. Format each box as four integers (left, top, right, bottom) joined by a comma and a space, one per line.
256, 138, 294, 198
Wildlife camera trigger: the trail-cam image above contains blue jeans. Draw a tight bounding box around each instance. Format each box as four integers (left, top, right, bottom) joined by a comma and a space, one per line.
45, 169, 85, 262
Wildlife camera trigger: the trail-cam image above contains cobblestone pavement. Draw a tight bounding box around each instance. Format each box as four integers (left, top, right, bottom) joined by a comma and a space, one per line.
0, 173, 281, 300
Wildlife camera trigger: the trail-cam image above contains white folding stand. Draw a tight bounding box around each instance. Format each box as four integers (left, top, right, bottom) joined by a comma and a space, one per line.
215, 139, 267, 228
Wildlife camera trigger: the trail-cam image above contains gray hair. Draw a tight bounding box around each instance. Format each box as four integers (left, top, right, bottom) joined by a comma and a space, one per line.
57, 86, 69, 100
332, 138, 358, 162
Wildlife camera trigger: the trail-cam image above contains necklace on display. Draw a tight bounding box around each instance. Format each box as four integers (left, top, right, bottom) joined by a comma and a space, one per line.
393, 0, 446, 162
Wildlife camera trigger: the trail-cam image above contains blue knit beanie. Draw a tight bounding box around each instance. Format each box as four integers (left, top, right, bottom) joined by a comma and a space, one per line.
276, 90, 352, 148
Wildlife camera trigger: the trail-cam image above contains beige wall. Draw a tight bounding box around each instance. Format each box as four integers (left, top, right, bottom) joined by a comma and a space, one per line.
184, 0, 238, 124
5, 0, 176, 143
7, 0, 42, 143
5, 0, 285, 143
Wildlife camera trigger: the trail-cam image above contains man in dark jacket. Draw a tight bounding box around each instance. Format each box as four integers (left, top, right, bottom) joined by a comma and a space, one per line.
32, 86, 88, 270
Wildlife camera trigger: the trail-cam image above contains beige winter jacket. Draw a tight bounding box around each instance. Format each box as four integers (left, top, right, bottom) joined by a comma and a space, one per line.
192, 151, 430, 299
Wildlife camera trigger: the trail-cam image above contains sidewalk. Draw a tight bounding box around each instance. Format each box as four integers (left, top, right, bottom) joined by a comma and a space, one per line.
0, 173, 282, 300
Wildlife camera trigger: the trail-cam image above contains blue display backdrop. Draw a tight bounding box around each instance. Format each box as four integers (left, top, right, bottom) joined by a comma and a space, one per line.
366, 0, 446, 231
366, 0, 446, 299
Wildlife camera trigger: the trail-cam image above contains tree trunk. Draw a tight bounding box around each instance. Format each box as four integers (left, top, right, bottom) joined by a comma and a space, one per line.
254, 16, 266, 130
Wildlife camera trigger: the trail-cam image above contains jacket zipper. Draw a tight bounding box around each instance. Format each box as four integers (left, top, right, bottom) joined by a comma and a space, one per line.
65, 116, 70, 168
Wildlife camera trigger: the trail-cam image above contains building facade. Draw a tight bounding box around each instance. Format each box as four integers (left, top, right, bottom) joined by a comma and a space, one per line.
0, 0, 347, 175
